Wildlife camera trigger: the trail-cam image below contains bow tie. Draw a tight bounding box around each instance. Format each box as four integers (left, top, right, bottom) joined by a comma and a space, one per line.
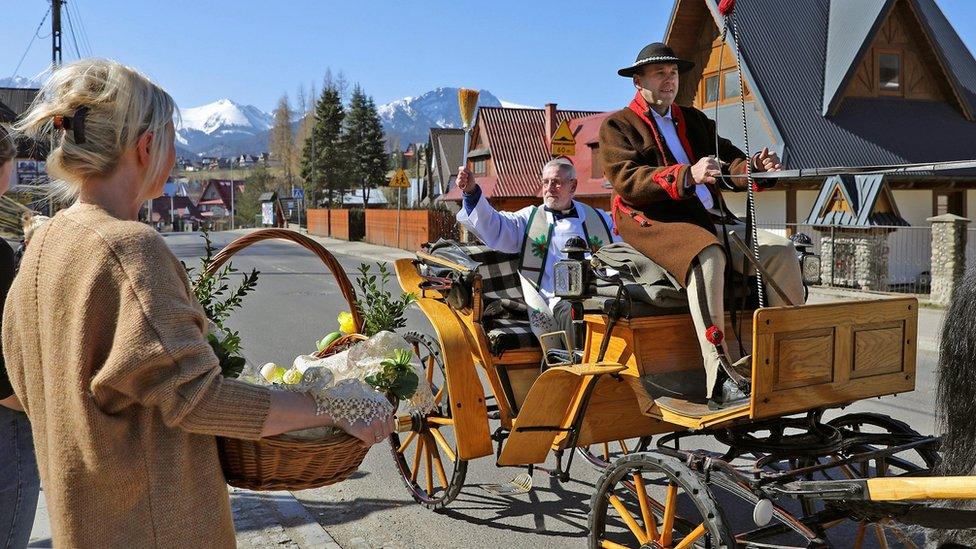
545, 206, 578, 220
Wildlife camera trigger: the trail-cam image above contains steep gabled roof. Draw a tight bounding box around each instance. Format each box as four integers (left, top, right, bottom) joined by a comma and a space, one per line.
805, 174, 908, 226
703, 0, 976, 169
914, 0, 976, 116
476, 106, 599, 198
822, 0, 892, 115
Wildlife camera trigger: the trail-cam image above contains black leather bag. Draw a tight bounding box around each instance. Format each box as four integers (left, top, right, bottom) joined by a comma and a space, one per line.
420, 239, 481, 310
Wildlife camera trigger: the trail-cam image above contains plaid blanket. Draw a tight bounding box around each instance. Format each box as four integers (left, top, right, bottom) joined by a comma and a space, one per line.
445, 245, 538, 355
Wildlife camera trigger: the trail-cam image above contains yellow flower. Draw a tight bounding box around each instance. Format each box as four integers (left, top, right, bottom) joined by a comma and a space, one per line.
337, 311, 356, 334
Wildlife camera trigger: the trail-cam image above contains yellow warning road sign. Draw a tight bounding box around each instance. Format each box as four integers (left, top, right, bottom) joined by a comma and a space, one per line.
550, 119, 576, 156
389, 168, 411, 188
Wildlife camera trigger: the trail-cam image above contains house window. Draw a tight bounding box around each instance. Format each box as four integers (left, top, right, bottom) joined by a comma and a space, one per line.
879, 53, 901, 92
590, 145, 602, 179
704, 75, 720, 103
472, 158, 487, 174
723, 70, 742, 100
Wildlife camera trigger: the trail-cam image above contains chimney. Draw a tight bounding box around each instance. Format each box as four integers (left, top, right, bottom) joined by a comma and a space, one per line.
544, 103, 558, 142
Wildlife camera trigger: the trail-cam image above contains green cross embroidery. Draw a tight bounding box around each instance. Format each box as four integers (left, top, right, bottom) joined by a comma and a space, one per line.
531, 233, 549, 259
588, 235, 604, 254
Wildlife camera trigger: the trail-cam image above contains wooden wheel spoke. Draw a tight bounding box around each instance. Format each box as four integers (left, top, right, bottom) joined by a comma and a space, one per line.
397, 431, 418, 454
598, 540, 630, 549
619, 439, 630, 454
602, 442, 610, 461
427, 416, 454, 426
425, 355, 435, 383
853, 521, 868, 549
674, 522, 707, 549
434, 387, 445, 404
659, 483, 679, 546
873, 523, 890, 549
425, 438, 435, 495
425, 433, 450, 490
410, 436, 425, 483
608, 494, 649, 545
632, 472, 659, 540
430, 427, 457, 462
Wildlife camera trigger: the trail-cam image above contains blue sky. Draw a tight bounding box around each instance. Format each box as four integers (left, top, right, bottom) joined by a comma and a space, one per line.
3, 0, 976, 113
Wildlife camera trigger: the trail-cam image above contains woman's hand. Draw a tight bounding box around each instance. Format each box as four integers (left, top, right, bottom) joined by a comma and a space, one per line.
333, 414, 397, 447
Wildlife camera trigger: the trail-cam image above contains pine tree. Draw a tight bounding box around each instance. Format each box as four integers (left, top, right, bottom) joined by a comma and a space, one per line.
344, 86, 388, 206
300, 75, 346, 207
269, 94, 295, 188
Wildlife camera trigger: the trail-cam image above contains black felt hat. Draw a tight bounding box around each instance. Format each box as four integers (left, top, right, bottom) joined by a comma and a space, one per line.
618, 42, 695, 77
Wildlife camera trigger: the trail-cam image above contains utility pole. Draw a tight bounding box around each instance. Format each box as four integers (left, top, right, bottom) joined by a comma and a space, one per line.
48, 0, 64, 217
52, 0, 63, 67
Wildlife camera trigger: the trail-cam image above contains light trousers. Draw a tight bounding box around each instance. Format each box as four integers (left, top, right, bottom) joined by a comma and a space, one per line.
685, 223, 805, 396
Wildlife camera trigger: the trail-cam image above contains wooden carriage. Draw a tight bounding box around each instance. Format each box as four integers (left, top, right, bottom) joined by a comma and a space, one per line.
390, 245, 970, 548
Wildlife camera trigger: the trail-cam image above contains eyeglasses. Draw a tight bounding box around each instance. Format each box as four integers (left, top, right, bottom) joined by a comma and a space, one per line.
541, 178, 573, 189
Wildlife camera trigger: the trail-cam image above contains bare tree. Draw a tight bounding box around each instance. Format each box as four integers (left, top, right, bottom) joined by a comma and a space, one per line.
269, 93, 296, 187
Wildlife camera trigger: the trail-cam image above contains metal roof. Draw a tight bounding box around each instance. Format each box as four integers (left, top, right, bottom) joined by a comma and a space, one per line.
914, 0, 976, 115
715, 0, 976, 170
805, 174, 908, 227
476, 106, 599, 198
822, 0, 891, 115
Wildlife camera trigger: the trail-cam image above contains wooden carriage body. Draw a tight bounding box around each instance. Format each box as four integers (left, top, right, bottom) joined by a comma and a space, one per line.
394, 253, 918, 467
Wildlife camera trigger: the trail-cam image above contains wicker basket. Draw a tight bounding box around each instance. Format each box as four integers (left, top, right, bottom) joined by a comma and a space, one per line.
205, 229, 371, 491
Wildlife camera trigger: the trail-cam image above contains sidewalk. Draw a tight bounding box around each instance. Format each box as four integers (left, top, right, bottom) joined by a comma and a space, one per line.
29, 487, 341, 548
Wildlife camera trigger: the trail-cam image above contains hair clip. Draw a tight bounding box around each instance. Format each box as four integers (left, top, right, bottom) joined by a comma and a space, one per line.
52, 106, 89, 145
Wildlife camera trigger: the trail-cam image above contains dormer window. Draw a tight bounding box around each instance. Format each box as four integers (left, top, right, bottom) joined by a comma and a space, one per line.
878, 52, 901, 93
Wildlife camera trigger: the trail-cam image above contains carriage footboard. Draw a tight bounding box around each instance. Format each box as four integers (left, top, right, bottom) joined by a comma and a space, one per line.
496, 363, 625, 466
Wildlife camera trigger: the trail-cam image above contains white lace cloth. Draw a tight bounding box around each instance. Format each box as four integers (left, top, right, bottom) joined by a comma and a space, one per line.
242, 331, 436, 441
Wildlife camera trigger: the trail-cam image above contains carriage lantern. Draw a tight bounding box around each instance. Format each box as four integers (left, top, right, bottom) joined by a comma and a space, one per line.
790, 232, 822, 286
554, 236, 591, 299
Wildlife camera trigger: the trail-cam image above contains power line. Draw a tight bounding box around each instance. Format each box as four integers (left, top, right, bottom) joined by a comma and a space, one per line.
69, 0, 93, 56
63, 5, 83, 59
10, 7, 52, 79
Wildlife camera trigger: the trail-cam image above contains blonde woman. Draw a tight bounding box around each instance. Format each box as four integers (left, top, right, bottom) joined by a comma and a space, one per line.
0, 124, 40, 549
4, 59, 395, 548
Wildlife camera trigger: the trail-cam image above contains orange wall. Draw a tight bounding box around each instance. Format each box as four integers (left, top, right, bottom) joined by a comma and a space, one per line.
364, 210, 456, 251
307, 208, 329, 236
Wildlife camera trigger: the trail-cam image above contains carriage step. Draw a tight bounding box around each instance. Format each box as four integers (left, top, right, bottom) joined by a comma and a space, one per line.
480, 472, 533, 496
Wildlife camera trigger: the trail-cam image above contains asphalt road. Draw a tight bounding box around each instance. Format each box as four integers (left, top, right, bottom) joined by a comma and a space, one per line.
168, 231, 942, 549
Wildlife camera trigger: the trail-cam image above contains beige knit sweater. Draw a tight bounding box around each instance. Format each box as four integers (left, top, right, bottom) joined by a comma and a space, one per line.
3, 204, 272, 548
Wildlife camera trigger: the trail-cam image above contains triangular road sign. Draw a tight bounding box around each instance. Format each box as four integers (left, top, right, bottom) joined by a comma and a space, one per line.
389, 168, 411, 188
551, 120, 576, 156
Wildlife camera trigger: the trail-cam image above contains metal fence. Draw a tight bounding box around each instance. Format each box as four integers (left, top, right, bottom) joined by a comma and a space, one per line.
757, 223, 934, 295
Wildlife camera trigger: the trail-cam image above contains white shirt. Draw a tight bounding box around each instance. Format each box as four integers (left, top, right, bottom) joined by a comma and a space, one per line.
652, 107, 715, 211
456, 195, 620, 308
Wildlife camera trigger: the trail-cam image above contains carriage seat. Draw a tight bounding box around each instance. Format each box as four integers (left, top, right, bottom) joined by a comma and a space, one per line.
460, 245, 538, 356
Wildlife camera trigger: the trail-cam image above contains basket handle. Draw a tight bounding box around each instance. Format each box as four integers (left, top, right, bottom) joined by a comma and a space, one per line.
204, 229, 364, 333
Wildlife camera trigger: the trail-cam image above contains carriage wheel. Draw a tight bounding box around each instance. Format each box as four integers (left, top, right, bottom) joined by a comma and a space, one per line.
824, 413, 936, 548
578, 437, 653, 471
389, 331, 467, 510
589, 453, 734, 549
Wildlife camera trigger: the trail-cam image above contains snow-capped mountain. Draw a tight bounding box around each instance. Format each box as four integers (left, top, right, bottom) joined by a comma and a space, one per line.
175, 99, 273, 157
171, 90, 534, 158
378, 88, 535, 145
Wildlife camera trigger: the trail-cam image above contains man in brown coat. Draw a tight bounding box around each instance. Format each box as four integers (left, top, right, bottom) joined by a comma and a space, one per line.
600, 42, 804, 408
